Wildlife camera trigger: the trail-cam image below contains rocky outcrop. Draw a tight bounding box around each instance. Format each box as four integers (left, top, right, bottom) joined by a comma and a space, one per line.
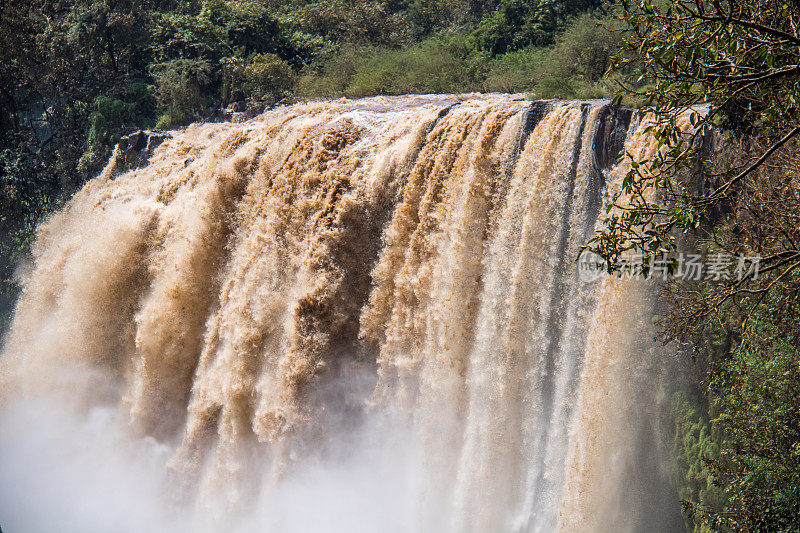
116, 130, 170, 170
594, 104, 635, 171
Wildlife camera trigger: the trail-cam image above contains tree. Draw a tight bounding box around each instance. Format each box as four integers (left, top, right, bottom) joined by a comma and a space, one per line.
589, 0, 800, 529
472, 0, 604, 56
588, 0, 800, 342
296, 0, 411, 47
592, 0, 800, 286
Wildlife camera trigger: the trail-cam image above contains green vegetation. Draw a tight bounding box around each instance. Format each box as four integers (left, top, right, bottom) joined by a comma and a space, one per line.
587, 0, 800, 529
664, 281, 800, 532
296, 13, 618, 98
669, 390, 724, 533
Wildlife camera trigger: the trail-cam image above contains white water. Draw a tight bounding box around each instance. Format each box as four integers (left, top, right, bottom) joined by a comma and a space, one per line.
0, 95, 684, 532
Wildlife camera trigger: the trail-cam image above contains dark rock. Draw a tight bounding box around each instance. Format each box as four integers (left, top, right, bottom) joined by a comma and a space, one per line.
244, 102, 268, 119
126, 130, 148, 151
145, 132, 169, 152
594, 104, 635, 172
521, 101, 554, 147
228, 100, 247, 113
115, 130, 171, 172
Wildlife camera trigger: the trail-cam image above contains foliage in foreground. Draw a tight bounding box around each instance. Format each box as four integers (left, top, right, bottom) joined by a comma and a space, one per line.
586, 0, 800, 529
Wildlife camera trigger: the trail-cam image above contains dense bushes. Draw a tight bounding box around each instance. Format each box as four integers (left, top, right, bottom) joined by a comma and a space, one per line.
669, 390, 724, 532
152, 59, 212, 128
483, 12, 617, 97
473, 0, 604, 55
708, 298, 800, 530
296, 0, 411, 47
149, 0, 300, 127
666, 284, 800, 532
296, 13, 618, 98
143, 1, 619, 105
297, 35, 479, 97
0, 148, 52, 333
236, 53, 295, 101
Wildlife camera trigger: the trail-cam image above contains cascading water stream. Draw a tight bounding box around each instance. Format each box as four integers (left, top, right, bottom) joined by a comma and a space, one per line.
0, 95, 684, 532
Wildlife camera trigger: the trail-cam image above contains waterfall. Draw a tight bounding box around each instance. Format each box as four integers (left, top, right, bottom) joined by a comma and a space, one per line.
0, 95, 684, 532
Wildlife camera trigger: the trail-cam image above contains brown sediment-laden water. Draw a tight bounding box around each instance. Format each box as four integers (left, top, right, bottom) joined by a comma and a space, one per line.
0, 94, 687, 532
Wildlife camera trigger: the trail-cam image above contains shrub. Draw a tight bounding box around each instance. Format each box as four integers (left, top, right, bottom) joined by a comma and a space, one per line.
339, 35, 478, 97
472, 0, 603, 56
295, 47, 365, 98
407, 0, 497, 35
547, 13, 619, 85
669, 391, 725, 533
480, 14, 617, 98
151, 58, 212, 128
482, 48, 543, 93
0, 148, 53, 332
239, 53, 295, 101
78, 96, 137, 172
150, 11, 225, 63
297, 0, 411, 47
